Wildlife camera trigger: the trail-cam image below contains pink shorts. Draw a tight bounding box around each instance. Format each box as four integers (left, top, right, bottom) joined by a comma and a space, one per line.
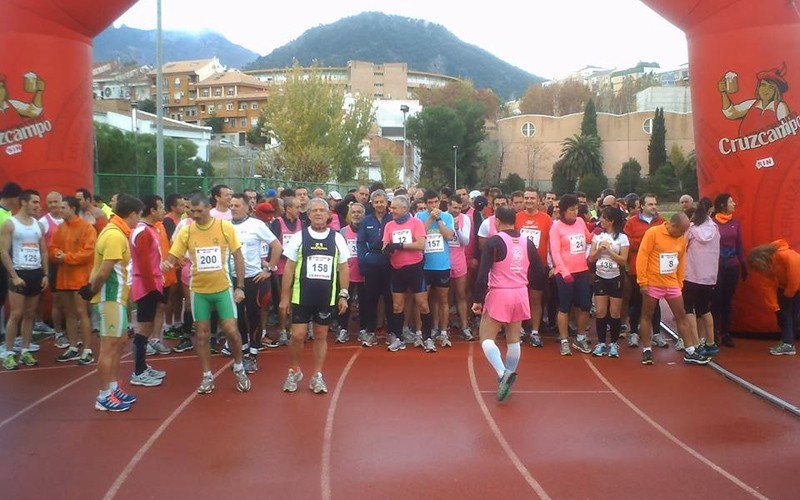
484, 287, 530, 323
645, 285, 682, 300
450, 253, 467, 278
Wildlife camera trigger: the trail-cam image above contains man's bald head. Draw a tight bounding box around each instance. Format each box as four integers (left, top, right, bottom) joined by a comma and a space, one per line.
668, 212, 690, 237
602, 195, 616, 207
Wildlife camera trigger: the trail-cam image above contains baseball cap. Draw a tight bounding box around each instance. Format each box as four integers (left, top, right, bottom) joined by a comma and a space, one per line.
265, 189, 277, 198
328, 190, 342, 201
473, 195, 488, 211
469, 190, 481, 199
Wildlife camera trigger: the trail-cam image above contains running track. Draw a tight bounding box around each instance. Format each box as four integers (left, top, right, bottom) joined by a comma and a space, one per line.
0, 336, 797, 499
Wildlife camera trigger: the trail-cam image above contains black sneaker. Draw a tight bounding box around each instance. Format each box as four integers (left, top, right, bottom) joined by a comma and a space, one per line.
683, 350, 710, 365
173, 337, 193, 353
641, 349, 654, 365
56, 347, 81, 363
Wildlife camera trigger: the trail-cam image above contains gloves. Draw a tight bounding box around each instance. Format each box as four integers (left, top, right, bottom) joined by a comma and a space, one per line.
78, 283, 94, 301
382, 243, 402, 255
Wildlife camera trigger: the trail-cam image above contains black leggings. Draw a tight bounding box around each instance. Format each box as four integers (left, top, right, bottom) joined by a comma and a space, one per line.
712, 265, 739, 337
236, 277, 261, 346
336, 282, 365, 331
361, 268, 391, 333
628, 275, 661, 334
777, 290, 800, 344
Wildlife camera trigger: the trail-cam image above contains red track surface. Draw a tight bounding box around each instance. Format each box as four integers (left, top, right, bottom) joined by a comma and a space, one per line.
0, 336, 797, 499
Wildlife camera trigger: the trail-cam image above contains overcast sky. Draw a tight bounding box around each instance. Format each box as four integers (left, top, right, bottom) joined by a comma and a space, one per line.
114, 0, 689, 79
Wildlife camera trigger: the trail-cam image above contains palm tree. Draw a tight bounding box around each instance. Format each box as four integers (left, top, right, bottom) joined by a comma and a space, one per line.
559, 134, 603, 182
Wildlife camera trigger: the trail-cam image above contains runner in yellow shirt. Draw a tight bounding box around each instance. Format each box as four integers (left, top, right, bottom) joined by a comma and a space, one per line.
163, 193, 251, 395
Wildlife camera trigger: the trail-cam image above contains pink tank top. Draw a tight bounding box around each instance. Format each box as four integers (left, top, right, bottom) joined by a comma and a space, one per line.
276, 217, 299, 276
449, 213, 467, 260
488, 232, 528, 289
43, 213, 59, 246
343, 225, 363, 283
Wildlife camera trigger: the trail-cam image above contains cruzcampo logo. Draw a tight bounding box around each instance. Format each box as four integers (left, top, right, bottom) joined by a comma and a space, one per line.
717, 63, 798, 168
0, 71, 52, 157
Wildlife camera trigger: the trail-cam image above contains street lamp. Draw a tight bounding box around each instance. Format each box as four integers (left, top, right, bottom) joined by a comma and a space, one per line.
452, 145, 458, 189
400, 104, 409, 186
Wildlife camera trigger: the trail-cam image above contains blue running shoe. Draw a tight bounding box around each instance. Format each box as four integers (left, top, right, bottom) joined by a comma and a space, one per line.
95, 394, 132, 412
113, 387, 138, 404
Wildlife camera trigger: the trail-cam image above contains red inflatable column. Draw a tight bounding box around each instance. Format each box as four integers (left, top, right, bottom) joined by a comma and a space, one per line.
0, 0, 137, 193
642, 0, 800, 333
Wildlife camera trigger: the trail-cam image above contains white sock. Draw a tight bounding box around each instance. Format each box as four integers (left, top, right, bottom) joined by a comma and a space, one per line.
203, 370, 213, 379
685, 345, 695, 355
98, 389, 111, 400
577, 333, 587, 342
233, 362, 244, 372
505, 342, 521, 372
481, 339, 505, 378
109, 381, 119, 391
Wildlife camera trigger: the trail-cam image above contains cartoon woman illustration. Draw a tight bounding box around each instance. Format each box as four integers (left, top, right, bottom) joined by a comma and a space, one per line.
0, 73, 45, 121
719, 64, 790, 136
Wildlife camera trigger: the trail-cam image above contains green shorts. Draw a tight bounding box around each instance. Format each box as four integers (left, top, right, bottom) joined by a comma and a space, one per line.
190, 289, 237, 322
93, 302, 129, 338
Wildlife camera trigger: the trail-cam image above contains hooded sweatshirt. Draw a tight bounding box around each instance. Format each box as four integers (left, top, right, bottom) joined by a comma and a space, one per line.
685, 218, 721, 285
757, 239, 800, 312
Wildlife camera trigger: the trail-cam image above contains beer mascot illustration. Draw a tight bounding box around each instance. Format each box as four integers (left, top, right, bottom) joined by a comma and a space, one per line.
719, 65, 791, 137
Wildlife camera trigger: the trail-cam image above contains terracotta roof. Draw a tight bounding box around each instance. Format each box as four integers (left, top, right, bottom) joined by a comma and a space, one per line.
93, 99, 132, 114
149, 59, 217, 75
199, 70, 268, 88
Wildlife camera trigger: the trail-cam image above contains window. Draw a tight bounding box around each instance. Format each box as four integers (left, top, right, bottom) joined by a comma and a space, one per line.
201, 89, 209, 97
251, 103, 258, 110
239, 102, 246, 111
643, 118, 653, 135
161, 95, 168, 105
240, 118, 246, 127
174, 77, 180, 86
162, 80, 168, 89
227, 87, 235, 96
226, 103, 233, 111
521, 122, 536, 137
200, 105, 206, 113
208, 104, 215, 112
251, 117, 258, 126
214, 88, 221, 97
173, 92, 181, 100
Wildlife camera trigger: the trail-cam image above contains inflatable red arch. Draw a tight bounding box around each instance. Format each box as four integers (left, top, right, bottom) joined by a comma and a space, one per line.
2, 0, 799, 333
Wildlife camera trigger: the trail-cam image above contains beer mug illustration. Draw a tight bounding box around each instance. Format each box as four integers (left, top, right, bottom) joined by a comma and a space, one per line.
23, 72, 38, 93
724, 71, 739, 93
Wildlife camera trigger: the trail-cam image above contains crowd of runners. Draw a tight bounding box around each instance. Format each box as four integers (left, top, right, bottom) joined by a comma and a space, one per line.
0, 179, 796, 410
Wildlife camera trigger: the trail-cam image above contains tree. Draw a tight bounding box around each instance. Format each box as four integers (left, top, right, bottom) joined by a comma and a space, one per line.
378, 148, 401, 188
518, 80, 593, 117
551, 159, 576, 195
615, 158, 644, 195
679, 150, 699, 199
559, 134, 603, 182
499, 173, 526, 194
647, 107, 667, 175
580, 98, 598, 137
262, 63, 374, 183
643, 163, 679, 201
523, 140, 553, 188
519, 83, 556, 115
577, 171, 609, 201
137, 99, 156, 114
204, 112, 224, 134
416, 80, 500, 121
247, 115, 270, 146
555, 80, 593, 116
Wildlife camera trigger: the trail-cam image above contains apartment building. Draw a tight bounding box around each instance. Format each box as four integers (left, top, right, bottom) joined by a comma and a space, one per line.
147, 57, 225, 123
93, 61, 151, 101
195, 70, 269, 145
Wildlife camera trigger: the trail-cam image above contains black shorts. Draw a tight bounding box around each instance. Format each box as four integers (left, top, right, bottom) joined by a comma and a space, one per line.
555, 271, 592, 313
594, 275, 623, 298
292, 303, 334, 326
12, 268, 44, 297
683, 281, 714, 315
391, 261, 426, 294
528, 260, 548, 292
424, 269, 450, 289
136, 290, 164, 323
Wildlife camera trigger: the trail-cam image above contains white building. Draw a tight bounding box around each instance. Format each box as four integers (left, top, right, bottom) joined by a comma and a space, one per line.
636, 86, 692, 113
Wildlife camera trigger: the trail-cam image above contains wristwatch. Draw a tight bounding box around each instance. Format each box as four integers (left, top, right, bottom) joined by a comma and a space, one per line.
338, 288, 350, 300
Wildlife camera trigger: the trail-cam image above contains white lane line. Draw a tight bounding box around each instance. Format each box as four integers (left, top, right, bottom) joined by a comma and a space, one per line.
584, 359, 769, 500
0, 354, 199, 375
0, 352, 131, 431
467, 346, 551, 500
103, 360, 234, 500
478, 390, 613, 394
321, 350, 361, 500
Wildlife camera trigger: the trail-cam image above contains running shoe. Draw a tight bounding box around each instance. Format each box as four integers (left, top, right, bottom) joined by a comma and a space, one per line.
627, 332, 640, 348
197, 376, 215, 394
243, 355, 258, 374
674, 338, 685, 351
95, 394, 131, 412
209, 337, 219, 354
439, 331, 453, 348
173, 337, 193, 353
145, 342, 157, 356
113, 387, 137, 404
769, 342, 796, 356
19, 351, 38, 367
234, 368, 251, 392
77, 351, 94, 365
335, 329, 349, 344
496, 370, 517, 402
163, 324, 183, 340
461, 328, 475, 342
361, 332, 377, 347
387, 336, 405, 352
56, 347, 81, 363
591, 343, 606, 357
309, 372, 328, 394
33, 321, 55, 334
652, 333, 669, 348
413, 332, 424, 348
559, 341, 572, 356
130, 370, 163, 387
683, 350, 711, 364
608, 342, 620, 358
149, 339, 171, 355
261, 337, 280, 349
402, 327, 416, 344
572, 338, 591, 354
641, 349, 654, 365
54, 334, 70, 349
430, 329, 441, 341
3, 353, 18, 370
277, 330, 290, 346
530, 333, 543, 348
698, 343, 720, 357
145, 365, 166, 379
283, 369, 303, 392
13, 338, 40, 352
423, 338, 437, 353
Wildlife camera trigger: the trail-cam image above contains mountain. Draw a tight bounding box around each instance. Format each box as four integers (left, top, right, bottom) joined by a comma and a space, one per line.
93, 25, 260, 70
246, 12, 542, 100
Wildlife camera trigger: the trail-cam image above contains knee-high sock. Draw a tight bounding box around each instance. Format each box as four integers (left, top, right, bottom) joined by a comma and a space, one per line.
421, 312, 433, 340
389, 311, 404, 337
182, 310, 193, 338
505, 341, 521, 372
481, 339, 505, 378
596, 315, 609, 344
133, 334, 148, 375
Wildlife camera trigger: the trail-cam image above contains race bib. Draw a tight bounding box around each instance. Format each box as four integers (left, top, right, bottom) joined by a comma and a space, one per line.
569, 234, 586, 255
307, 254, 334, 280
659, 252, 678, 274
597, 256, 617, 272
196, 246, 222, 272
347, 238, 357, 256
520, 227, 541, 247
424, 233, 445, 253
449, 232, 461, 247
391, 228, 412, 245
260, 242, 269, 259
21, 243, 40, 266
282, 233, 294, 248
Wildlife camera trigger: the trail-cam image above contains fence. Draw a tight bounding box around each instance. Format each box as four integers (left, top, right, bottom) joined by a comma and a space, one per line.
94, 173, 357, 199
